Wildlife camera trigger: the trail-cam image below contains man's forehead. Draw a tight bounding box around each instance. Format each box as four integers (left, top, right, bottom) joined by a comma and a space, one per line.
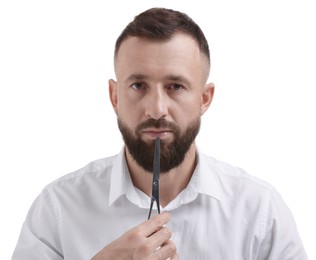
114, 33, 210, 82
116, 33, 200, 58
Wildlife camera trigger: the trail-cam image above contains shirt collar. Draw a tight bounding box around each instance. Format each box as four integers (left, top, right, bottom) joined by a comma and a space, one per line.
109, 147, 148, 207
108, 147, 128, 206
195, 150, 223, 202
109, 147, 223, 207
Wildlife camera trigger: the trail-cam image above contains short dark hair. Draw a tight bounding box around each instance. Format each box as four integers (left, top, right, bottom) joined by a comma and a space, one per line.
114, 8, 210, 66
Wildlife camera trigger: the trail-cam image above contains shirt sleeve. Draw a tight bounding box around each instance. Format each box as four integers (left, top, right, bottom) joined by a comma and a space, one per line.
12, 188, 64, 260
257, 188, 308, 260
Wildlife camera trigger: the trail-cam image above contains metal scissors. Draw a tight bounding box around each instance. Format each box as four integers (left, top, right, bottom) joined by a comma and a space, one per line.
148, 137, 161, 219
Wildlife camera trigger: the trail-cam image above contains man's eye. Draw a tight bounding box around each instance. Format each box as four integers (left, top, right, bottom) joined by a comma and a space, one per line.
167, 84, 183, 91
131, 82, 145, 90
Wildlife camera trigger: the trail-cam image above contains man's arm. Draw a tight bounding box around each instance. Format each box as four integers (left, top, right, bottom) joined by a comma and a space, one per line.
12, 189, 63, 260
12, 188, 177, 260
257, 189, 308, 259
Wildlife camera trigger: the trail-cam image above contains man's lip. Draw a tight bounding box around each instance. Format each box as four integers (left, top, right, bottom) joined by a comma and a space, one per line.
141, 128, 173, 133
141, 128, 173, 138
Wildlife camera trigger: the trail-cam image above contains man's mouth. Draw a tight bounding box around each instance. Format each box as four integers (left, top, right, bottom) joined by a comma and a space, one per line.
141, 128, 173, 139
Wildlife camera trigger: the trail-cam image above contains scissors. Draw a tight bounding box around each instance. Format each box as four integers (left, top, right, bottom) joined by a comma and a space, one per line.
148, 137, 161, 219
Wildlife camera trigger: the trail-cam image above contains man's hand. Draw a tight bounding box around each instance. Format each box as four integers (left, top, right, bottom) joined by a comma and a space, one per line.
92, 212, 178, 260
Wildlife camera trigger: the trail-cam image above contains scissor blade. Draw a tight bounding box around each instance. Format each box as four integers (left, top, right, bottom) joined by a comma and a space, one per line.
153, 137, 160, 182
151, 137, 161, 214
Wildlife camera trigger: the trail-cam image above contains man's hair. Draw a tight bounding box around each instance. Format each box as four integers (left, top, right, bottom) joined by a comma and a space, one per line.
114, 8, 210, 67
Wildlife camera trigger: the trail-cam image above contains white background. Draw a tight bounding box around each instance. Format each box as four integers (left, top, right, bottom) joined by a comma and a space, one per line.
1, 0, 315, 259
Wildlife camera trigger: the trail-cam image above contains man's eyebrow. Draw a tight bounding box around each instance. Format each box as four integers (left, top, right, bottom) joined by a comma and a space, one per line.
125, 74, 149, 82
163, 75, 191, 85
125, 74, 191, 85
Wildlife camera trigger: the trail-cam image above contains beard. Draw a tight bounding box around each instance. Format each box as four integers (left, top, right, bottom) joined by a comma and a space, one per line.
117, 117, 200, 173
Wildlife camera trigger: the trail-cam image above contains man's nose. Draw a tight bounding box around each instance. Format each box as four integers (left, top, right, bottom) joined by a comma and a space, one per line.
144, 87, 168, 120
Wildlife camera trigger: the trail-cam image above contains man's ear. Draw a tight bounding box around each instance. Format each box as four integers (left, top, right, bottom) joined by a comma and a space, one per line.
109, 79, 118, 114
200, 83, 215, 115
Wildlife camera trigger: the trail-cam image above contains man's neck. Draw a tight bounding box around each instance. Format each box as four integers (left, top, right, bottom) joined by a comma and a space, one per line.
125, 143, 197, 207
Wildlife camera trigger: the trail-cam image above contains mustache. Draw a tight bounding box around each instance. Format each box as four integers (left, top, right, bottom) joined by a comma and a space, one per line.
136, 118, 180, 134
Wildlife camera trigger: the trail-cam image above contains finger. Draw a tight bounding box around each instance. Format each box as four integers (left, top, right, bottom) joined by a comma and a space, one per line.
140, 211, 171, 237
155, 239, 177, 259
146, 227, 172, 250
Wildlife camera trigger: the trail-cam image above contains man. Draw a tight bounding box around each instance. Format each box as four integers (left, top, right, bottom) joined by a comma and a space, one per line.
13, 7, 307, 260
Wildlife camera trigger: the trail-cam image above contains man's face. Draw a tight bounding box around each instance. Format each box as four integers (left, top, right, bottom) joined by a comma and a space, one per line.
110, 33, 213, 173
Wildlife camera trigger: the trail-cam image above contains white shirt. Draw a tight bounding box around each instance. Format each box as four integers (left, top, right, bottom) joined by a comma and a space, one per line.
12, 148, 307, 259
